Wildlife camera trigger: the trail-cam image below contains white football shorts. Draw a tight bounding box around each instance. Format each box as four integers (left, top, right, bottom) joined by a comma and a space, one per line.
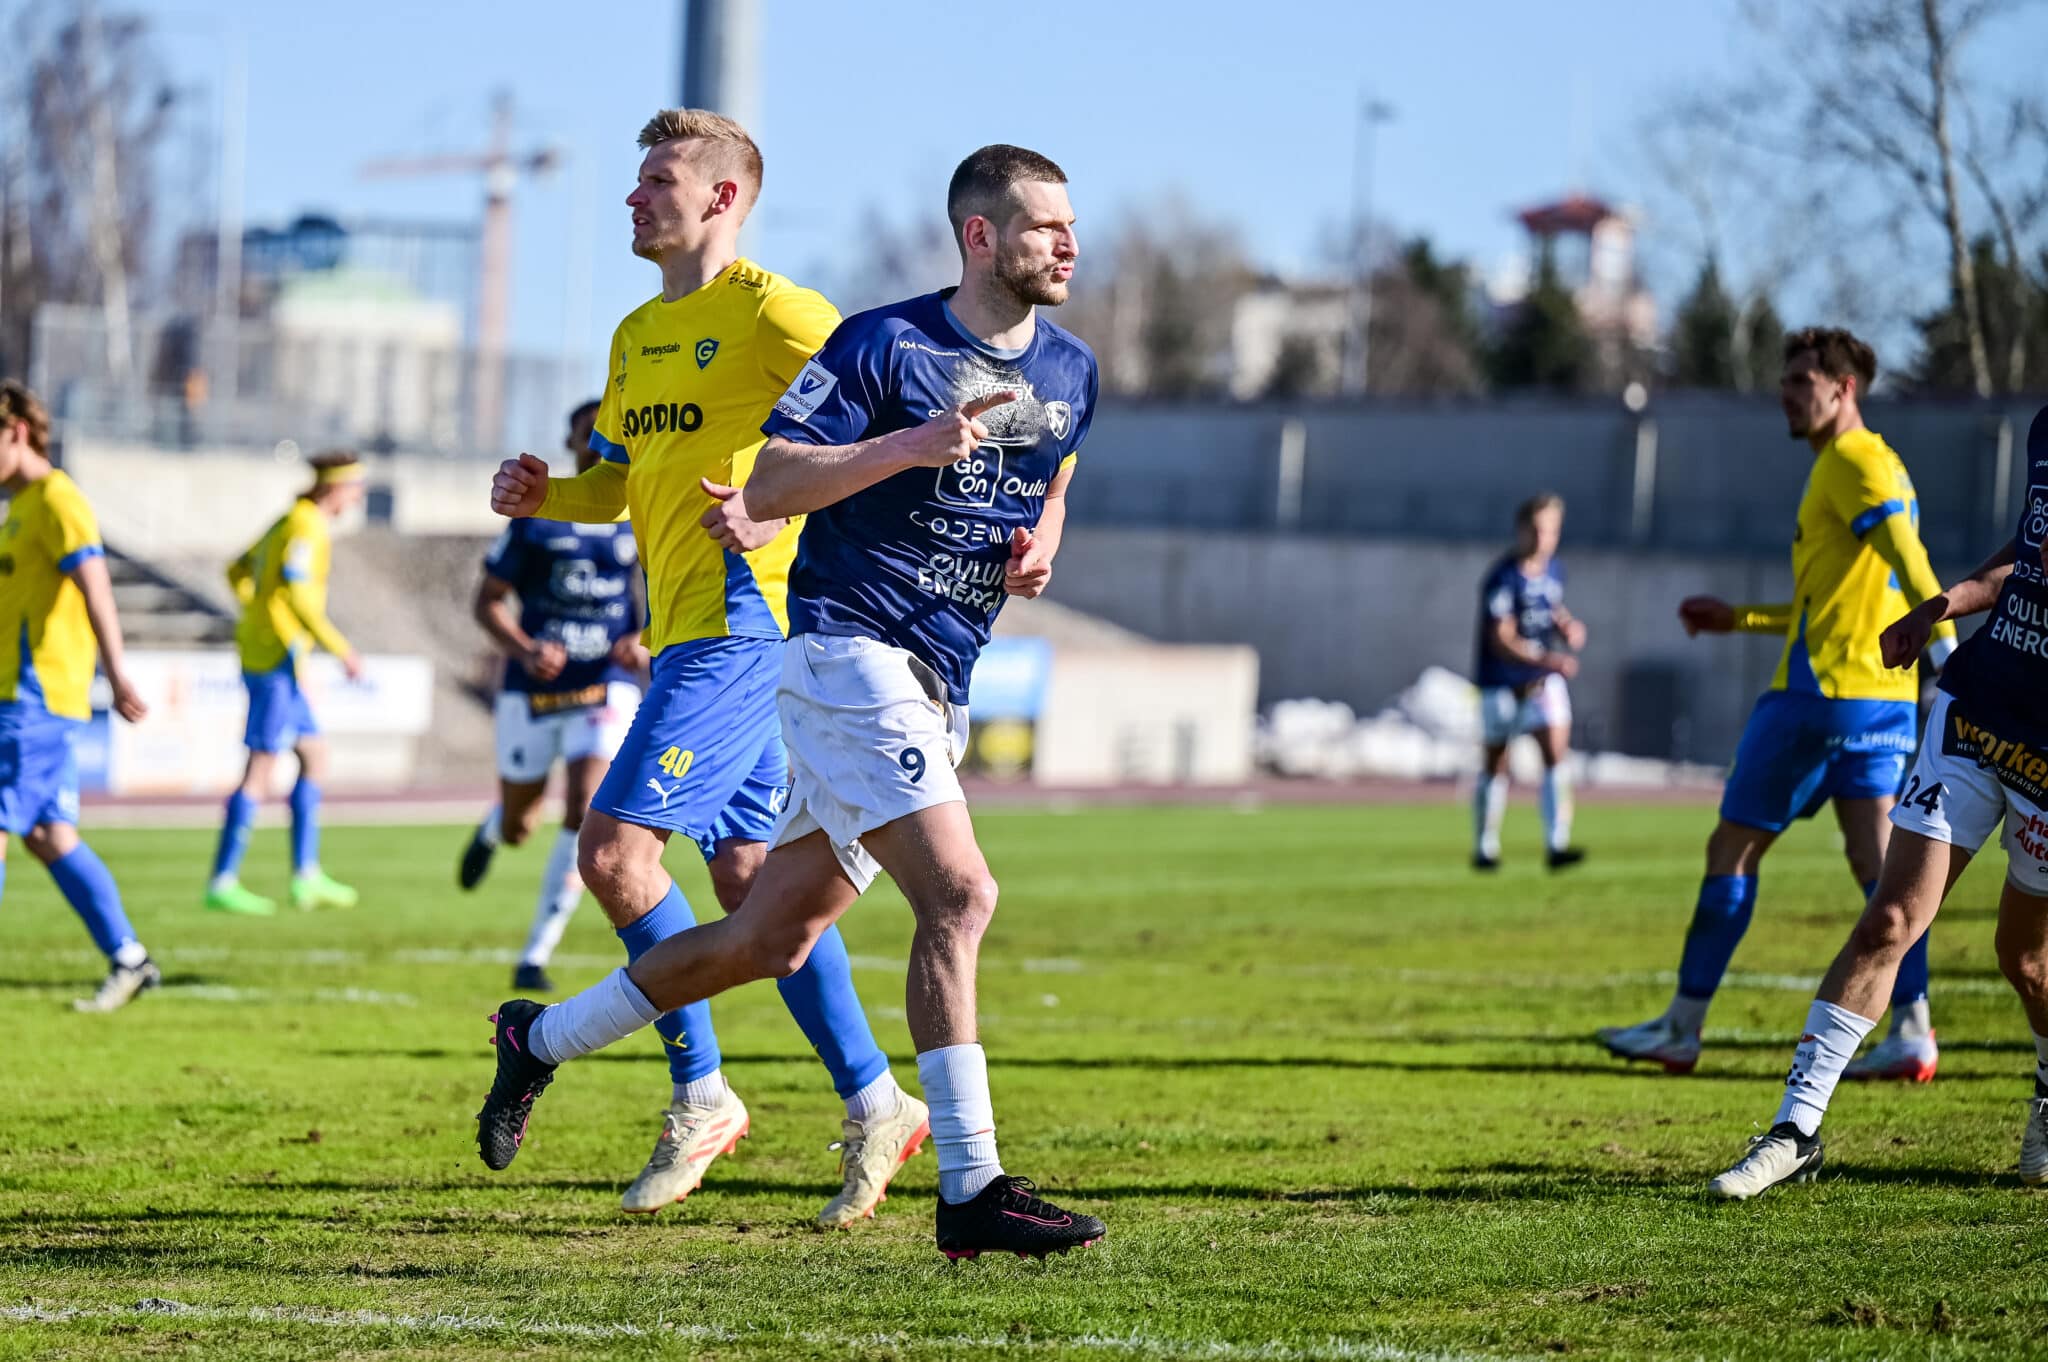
493, 681, 641, 785
770, 633, 970, 893
1889, 692, 2048, 896
1479, 674, 1572, 746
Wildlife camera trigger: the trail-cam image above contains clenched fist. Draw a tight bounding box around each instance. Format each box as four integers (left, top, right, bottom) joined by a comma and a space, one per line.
491, 452, 550, 518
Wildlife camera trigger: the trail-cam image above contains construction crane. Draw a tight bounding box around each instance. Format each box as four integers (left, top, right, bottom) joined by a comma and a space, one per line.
360, 91, 559, 456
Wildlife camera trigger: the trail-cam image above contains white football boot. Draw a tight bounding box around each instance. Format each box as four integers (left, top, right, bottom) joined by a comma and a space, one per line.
620, 1087, 750, 1215
1596, 1014, 1701, 1074
2020, 1098, 2048, 1186
817, 1094, 930, 1230
1708, 1123, 1825, 1200
1843, 1029, 1939, 1083
73, 958, 161, 1014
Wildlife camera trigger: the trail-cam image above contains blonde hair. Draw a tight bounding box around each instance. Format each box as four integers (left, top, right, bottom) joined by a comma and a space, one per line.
637, 108, 763, 214
0, 379, 50, 457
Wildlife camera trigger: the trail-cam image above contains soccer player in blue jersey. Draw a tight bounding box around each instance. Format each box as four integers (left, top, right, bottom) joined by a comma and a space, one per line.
1709, 405, 2048, 1198
0, 380, 159, 1011
477, 143, 1107, 1260
1600, 329, 1955, 1079
473, 110, 920, 1228
458, 399, 649, 993
1472, 493, 1586, 871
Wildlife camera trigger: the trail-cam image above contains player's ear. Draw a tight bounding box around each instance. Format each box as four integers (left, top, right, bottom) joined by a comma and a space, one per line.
709, 179, 740, 216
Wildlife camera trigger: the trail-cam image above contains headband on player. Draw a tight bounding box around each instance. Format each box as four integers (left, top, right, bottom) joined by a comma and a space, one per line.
313, 462, 365, 487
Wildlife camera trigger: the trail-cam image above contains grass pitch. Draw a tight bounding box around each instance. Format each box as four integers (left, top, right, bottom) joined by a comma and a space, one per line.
3, 799, 2046, 1360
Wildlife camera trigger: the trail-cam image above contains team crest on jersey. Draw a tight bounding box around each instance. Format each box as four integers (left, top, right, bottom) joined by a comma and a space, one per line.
1045, 401, 1073, 440
695, 339, 719, 369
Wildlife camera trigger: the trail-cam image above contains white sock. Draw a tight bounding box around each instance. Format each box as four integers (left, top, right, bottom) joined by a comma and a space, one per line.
2033, 1031, 2048, 1091
917, 1044, 1002, 1204
1890, 997, 1932, 1041
845, 1070, 904, 1124
1473, 774, 1508, 860
113, 940, 149, 969
519, 827, 583, 967
1540, 764, 1573, 852
1774, 999, 1878, 1137
479, 805, 503, 848
209, 872, 239, 892
529, 967, 661, 1065
675, 1070, 728, 1108
295, 863, 321, 881
1667, 993, 1710, 1037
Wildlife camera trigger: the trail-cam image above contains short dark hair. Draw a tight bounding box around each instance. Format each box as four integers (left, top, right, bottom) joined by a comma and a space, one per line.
1515, 492, 1564, 527
1783, 327, 1877, 393
946, 144, 1068, 245
568, 399, 601, 428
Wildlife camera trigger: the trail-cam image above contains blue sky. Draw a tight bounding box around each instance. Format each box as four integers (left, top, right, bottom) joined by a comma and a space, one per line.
134, 0, 2046, 380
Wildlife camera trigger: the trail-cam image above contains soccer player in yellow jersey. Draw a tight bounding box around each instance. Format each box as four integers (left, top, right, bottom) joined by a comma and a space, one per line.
204, 452, 366, 917
476, 110, 920, 1228
1601, 328, 1957, 1078
0, 380, 159, 1011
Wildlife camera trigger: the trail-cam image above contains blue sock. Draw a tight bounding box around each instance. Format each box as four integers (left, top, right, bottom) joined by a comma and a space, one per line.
289, 778, 321, 874
49, 844, 141, 962
211, 790, 258, 882
777, 924, 890, 1098
1676, 874, 1759, 1001
1870, 877, 1934, 1006
616, 882, 722, 1085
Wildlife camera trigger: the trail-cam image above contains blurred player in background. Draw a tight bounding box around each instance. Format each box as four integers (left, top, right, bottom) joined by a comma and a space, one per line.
0, 380, 159, 1011
473, 110, 921, 1228
1709, 405, 2048, 1200
1471, 493, 1586, 871
458, 399, 649, 992
477, 142, 1109, 1261
1600, 329, 1955, 1079
204, 451, 366, 916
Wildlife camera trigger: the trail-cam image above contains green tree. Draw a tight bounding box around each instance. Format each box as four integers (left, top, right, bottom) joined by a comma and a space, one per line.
1671, 257, 1738, 388
1487, 250, 1590, 392
1911, 236, 2048, 395
1739, 294, 1785, 393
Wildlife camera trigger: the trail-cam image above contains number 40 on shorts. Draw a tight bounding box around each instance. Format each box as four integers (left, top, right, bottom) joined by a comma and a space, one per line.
658, 746, 694, 779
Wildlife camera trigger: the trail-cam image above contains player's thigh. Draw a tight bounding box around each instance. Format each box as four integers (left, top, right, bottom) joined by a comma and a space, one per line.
293, 733, 330, 783
726, 829, 862, 971
24, 819, 79, 864
1832, 795, 1893, 884
1862, 825, 1963, 944
559, 757, 605, 827
498, 777, 551, 842
863, 800, 997, 931
1531, 723, 1571, 767
1993, 879, 2048, 987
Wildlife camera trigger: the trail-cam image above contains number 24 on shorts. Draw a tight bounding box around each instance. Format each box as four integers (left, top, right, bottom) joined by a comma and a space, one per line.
657, 746, 694, 779
1901, 773, 1946, 815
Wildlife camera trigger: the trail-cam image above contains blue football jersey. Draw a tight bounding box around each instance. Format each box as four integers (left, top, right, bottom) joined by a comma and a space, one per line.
759, 291, 1099, 704
482, 518, 641, 697
1937, 408, 2048, 773
1474, 553, 1566, 689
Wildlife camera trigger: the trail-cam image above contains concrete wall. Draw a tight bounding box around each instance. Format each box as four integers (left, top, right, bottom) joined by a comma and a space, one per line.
1043, 526, 1972, 765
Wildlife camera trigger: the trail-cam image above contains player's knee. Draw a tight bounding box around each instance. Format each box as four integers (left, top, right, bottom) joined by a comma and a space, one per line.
1849, 898, 1917, 958
1998, 942, 2048, 1001
22, 823, 68, 864
743, 920, 818, 980
926, 872, 999, 941
576, 832, 629, 899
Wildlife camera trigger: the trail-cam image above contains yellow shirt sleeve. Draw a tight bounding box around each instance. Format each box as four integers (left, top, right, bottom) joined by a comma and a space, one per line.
755, 285, 842, 393
535, 459, 630, 523
1733, 603, 1796, 633
46, 477, 103, 573
281, 523, 351, 658
1818, 442, 1913, 543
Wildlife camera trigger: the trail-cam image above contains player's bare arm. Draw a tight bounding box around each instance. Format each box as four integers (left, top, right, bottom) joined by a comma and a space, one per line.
69, 553, 146, 723
1488, 614, 1577, 678
1553, 603, 1588, 651
473, 573, 566, 682
747, 392, 1019, 520
1880, 538, 2017, 668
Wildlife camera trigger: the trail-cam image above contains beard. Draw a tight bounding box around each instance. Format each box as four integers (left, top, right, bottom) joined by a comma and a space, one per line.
992, 250, 1071, 308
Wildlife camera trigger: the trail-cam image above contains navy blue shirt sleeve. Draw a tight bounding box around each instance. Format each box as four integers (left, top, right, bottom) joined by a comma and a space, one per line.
482, 521, 526, 582
762, 318, 890, 447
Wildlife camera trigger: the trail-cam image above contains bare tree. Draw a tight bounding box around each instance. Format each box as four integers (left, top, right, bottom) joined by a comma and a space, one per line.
1657, 0, 2047, 395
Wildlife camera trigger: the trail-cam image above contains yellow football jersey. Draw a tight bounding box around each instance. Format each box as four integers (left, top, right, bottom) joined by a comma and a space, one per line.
1769, 427, 1937, 701
541, 258, 839, 654
0, 470, 105, 720
232, 499, 351, 672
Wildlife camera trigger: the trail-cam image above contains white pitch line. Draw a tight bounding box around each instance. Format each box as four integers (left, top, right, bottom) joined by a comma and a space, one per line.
0, 1301, 1515, 1362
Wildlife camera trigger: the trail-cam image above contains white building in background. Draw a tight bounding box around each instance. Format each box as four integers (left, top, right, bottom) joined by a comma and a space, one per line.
269, 269, 464, 452
1228, 279, 1349, 399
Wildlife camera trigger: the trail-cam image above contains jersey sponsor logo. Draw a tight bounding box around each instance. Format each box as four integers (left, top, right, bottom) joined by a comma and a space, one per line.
620, 402, 703, 438
1944, 708, 2048, 803
528, 684, 607, 716
695, 338, 719, 369
645, 777, 679, 809
640, 342, 682, 358
1985, 592, 2048, 661
774, 361, 838, 423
